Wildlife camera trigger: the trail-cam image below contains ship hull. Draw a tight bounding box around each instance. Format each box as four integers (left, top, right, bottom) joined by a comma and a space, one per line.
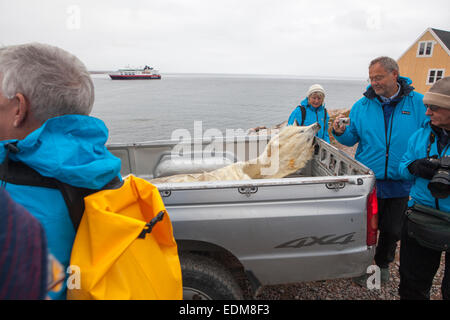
109, 74, 161, 80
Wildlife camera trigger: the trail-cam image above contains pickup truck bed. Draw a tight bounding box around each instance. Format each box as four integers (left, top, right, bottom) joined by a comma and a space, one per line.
108, 134, 377, 299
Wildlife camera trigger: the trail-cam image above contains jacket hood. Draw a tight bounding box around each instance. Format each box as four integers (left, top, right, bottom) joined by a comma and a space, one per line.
0, 115, 121, 189
364, 76, 414, 100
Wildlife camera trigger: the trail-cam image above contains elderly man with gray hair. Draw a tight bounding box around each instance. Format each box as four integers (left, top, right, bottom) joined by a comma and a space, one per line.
332, 56, 429, 286
0, 43, 121, 299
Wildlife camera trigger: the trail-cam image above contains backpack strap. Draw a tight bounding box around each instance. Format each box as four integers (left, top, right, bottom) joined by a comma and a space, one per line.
300, 105, 306, 126
296, 105, 324, 128
0, 159, 122, 231
53, 177, 123, 231
294, 105, 306, 126
323, 108, 328, 138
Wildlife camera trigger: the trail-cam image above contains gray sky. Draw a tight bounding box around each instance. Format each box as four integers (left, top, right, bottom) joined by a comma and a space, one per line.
1, 0, 449, 78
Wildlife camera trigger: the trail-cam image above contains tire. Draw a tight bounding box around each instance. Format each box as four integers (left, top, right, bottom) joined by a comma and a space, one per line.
181, 252, 244, 300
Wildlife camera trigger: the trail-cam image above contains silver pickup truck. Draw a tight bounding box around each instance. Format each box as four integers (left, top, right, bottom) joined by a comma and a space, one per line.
108, 133, 378, 299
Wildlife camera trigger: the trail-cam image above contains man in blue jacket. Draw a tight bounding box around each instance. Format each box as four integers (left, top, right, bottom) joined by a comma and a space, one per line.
332, 56, 429, 285
0, 43, 121, 299
398, 77, 449, 300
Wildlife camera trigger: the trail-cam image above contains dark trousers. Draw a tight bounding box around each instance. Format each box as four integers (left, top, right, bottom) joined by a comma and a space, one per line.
374, 197, 408, 268
399, 224, 450, 300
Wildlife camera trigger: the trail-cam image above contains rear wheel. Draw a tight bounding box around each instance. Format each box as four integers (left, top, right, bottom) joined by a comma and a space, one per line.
181, 252, 244, 300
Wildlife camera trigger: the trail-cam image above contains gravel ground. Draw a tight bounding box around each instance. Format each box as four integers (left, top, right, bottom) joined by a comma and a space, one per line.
253, 245, 446, 300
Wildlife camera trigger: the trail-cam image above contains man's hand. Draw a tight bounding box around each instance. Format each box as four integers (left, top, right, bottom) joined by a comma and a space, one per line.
332, 117, 348, 136
407, 158, 440, 180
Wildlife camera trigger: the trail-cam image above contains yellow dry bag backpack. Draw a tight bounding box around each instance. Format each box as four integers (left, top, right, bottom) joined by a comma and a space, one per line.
1, 160, 182, 300
67, 175, 182, 300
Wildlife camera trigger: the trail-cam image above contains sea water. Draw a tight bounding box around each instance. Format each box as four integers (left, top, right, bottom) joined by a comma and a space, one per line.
90, 73, 367, 144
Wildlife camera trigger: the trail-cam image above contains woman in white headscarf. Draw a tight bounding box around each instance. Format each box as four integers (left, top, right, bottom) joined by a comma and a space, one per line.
287, 84, 330, 143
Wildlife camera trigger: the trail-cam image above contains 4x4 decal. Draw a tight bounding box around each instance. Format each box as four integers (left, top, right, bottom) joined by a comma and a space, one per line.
275, 232, 356, 248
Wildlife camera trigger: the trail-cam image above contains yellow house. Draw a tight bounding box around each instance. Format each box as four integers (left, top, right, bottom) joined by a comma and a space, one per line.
397, 28, 450, 94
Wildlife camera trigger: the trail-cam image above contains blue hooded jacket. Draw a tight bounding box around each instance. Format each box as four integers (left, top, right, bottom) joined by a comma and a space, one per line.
332, 77, 429, 198
287, 98, 330, 143
399, 123, 450, 212
0, 115, 122, 299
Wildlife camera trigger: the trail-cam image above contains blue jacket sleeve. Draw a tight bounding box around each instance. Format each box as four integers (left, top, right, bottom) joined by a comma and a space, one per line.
412, 92, 429, 129
399, 132, 420, 181
332, 106, 360, 146
287, 107, 300, 126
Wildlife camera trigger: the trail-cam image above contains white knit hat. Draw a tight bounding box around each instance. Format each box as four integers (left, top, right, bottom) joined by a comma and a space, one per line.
306, 84, 326, 97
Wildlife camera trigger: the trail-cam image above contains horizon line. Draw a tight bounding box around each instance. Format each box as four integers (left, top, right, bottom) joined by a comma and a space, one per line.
89, 71, 366, 81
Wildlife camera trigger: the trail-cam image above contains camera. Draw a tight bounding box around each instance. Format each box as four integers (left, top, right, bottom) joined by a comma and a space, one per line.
428, 156, 450, 199
338, 118, 350, 126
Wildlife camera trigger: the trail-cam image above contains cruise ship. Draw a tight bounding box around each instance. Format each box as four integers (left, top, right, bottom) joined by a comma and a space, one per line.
109, 65, 161, 80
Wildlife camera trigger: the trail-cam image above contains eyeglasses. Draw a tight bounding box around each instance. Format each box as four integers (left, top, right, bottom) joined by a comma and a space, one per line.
426, 104, 440, 111
368, 75, 386, 83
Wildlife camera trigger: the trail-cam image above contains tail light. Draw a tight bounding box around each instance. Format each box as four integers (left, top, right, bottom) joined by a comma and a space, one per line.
366, 187, 378, 246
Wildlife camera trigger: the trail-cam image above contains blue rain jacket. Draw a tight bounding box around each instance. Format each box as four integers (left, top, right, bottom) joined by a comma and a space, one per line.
399, 123, 450, 212
287, 98, 330, 143
332, 77, 429, 197
0, 115, 121, 299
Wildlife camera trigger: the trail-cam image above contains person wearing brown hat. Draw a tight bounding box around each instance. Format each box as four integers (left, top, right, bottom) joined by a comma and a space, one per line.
398, 76, 450, 300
